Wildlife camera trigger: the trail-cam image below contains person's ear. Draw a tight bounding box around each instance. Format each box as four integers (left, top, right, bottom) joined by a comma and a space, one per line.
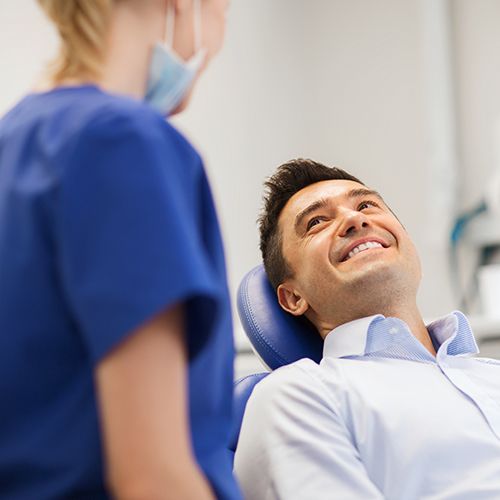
277, 283, 309, 316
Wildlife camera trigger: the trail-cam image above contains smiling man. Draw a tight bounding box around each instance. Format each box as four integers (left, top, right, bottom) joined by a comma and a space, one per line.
234, 159, 500, 500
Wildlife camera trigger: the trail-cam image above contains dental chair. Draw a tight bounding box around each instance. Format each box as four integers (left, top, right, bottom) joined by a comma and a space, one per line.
229, 264, 323, 461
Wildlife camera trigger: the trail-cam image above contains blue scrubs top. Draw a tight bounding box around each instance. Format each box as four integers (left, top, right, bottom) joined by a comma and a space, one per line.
0, 86, 241, 500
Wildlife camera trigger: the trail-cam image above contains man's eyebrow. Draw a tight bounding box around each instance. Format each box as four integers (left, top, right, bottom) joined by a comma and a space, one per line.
347, 187, 384, 201
294, 188, 385, 234
294, 198, 330, 233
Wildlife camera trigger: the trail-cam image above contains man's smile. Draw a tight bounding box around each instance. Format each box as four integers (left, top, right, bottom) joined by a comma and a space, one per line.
339, 237, 389, 262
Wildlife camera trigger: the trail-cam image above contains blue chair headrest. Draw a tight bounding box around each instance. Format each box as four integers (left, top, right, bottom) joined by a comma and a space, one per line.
237, 265, 323, 370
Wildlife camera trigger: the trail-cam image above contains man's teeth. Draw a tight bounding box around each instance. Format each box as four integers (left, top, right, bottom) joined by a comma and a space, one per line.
347, 241, 383, 260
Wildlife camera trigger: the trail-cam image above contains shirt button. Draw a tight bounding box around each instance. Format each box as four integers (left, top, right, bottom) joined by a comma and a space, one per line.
389, 327, 398, 335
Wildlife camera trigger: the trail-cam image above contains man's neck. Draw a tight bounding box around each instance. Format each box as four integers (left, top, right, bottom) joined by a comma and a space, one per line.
387, 308, 436, 356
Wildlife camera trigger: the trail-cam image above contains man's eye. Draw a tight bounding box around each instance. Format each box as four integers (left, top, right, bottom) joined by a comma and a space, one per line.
306, 217, 323, 231
358, 200, 379, 210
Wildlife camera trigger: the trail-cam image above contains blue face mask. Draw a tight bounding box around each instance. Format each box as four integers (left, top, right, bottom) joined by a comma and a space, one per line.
145, 0, 205, 116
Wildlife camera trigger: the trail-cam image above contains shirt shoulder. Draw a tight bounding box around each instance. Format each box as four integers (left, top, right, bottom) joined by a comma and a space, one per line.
472, 356, 500, 366
250, 358, 342, 412
254, 358, 321, 387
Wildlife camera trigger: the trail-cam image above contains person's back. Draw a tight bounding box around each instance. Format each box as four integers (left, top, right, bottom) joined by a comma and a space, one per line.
0, 83, 236, 499
0, 0, 240, 498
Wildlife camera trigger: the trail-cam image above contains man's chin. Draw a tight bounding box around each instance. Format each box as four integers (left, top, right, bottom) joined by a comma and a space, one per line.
341, 259, 400, 289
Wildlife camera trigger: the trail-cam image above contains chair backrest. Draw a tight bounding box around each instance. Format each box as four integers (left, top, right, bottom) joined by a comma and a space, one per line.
229, 265, 324, 464
228, 372, 268, 455
237, 264, 323, 370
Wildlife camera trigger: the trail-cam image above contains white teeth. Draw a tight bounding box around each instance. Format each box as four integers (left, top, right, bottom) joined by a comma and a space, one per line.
346, 241, 383, 260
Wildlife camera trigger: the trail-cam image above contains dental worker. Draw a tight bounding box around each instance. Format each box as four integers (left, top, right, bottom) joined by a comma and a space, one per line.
0, 0, 240, 499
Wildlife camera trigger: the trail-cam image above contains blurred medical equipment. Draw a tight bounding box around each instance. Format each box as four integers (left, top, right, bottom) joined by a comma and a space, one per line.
450, 170, 500, 314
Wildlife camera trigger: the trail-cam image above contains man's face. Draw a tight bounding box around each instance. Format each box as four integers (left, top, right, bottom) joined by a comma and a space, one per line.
277, 179, 422, 333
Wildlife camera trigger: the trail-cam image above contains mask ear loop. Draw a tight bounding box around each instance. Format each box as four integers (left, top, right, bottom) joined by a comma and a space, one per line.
193, 0, 202, 52
165, 1, 175, 48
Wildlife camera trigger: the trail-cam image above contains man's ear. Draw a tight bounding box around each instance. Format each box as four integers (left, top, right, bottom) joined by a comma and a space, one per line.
277, 283, 309, 316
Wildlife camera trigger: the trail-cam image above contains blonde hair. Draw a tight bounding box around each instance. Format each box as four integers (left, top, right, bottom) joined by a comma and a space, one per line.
37, 0, 113, 83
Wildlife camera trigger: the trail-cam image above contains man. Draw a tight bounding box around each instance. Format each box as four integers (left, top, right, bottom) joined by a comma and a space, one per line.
233, 159, 500, 499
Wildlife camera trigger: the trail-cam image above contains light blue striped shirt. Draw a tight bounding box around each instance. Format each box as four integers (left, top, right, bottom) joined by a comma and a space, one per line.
235, 312, 500, 499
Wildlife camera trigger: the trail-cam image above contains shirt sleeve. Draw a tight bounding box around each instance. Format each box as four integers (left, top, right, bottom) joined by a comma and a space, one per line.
56, 108, 219, 363
233, 362, 384, 500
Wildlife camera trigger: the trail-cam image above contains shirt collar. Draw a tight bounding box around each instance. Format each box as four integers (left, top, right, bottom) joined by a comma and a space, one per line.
323, 311, 479, 359
323, 314, 384, 359
428, 310, 479, 357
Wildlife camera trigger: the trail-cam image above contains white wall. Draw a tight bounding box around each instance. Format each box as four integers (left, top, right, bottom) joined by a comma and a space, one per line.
452, 0, 500, 206
174, 0, 326, 345
176, 0, 459, 334
0, 2, 57, 110
2, 0, 499, 349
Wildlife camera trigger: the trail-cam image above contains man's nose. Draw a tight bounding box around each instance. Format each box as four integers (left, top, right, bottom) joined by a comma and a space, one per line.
337, 209, 370, 237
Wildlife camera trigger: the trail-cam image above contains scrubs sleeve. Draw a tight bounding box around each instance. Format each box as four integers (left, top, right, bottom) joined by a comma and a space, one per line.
56, 109, 219, 364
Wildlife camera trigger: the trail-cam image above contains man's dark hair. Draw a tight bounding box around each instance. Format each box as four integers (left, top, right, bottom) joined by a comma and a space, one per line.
258, 158, 364, 290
